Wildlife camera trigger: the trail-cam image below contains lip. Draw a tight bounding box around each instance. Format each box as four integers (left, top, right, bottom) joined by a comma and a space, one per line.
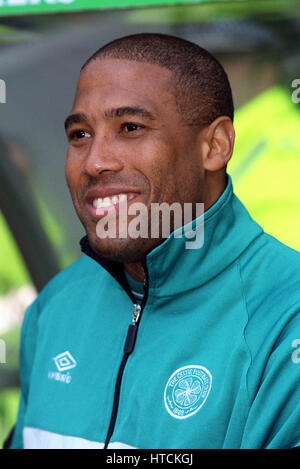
85, 186, 141, 203
84, 186, 141, 220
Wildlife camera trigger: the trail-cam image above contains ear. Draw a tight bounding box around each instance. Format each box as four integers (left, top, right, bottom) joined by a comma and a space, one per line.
199, 116, 235, 172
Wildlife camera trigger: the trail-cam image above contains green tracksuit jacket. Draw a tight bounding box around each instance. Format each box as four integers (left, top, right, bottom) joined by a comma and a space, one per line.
9, 176, 300, 449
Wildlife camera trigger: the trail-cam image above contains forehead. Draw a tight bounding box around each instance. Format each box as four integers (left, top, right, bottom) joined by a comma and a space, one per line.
73, 58, 176, 117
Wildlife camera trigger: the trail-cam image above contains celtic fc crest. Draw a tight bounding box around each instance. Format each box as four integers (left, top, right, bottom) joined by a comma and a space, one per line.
164, 365, 212, 419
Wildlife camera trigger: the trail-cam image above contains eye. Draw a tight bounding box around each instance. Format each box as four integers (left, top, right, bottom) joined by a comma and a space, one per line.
68, 129, 91, 141
121, 123, 145, 133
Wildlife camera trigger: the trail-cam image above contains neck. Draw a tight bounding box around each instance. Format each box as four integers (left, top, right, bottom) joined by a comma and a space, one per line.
203, 170, 228, 211
124, 261, 144, 282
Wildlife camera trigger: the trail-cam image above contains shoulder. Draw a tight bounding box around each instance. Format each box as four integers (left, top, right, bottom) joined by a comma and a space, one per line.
238, 231, 300, 351
239, 231, 300, 311
238, 231, 300, 377
19, 255, 104, 373
23, 254, 104, 324
40, 254, 102, 301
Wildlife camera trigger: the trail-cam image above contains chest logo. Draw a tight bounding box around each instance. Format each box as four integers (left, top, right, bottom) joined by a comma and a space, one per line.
164, 365, 212, 419
53, 351, 77, 372
48, 351, 77, 385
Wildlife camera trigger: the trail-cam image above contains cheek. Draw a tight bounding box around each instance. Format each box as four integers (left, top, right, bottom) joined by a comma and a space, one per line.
137, 137, 175, 179
65, 159, 73, 190
65, 154, 81, 195
140, 156, 173, 201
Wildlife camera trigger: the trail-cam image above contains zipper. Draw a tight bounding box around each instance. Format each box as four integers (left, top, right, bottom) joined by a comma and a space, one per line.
123, 303, 142, 354
103, 259, 149, 449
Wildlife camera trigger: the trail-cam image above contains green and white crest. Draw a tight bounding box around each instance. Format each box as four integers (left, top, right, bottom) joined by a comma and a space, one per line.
164, 365, 212, 419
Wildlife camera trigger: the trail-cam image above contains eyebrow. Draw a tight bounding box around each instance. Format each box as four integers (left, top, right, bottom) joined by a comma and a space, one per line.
103, 106, 156, 121
64, 112, 88, 132
64, 106, 156, 132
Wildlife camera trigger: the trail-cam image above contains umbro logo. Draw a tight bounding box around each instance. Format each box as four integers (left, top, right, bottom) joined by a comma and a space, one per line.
53, 351, 77, 372
48, 351, 77, 385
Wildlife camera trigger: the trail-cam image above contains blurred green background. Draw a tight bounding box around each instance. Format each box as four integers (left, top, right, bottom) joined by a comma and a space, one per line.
1, 0, 300, 448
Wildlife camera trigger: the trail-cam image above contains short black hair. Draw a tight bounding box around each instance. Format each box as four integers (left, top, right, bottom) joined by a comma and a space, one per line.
81, 33, 234, 128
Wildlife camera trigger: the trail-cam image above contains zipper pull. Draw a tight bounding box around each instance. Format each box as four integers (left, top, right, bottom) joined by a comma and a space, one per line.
124, 304, 141, 354
132, 303, 141, 324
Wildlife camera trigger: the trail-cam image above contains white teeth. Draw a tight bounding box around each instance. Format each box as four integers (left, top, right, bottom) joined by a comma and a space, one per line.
92, 193, 135, 209
119, 194, 127, 203
102, 197, 111, 207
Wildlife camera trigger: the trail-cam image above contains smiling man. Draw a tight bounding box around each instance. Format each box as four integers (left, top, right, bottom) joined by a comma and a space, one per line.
7, 33, 300, 450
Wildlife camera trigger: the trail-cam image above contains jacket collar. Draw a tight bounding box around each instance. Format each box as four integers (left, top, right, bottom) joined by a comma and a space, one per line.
80, 175, 263, 297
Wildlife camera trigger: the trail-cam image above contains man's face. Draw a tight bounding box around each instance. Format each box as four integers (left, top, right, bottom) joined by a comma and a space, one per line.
65, 58, 205, 262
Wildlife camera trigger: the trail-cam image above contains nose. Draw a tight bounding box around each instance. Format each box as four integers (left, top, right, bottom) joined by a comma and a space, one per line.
82, 134, 124, 178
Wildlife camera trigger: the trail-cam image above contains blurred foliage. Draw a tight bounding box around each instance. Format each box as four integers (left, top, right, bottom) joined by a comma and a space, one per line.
0, 388, 19, 449
127, 0, 300, 23
0, 327, 20, 449
0, 23, 39, 44
0, 327, 20, 392
0, 327, 20, 372
34, 196, 75, 270
0, 193, 73, 296
0, 212, 30, 296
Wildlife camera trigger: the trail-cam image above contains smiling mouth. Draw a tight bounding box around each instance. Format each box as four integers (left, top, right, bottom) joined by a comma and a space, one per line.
92, 193, 137, 210
86, 192, 140, 219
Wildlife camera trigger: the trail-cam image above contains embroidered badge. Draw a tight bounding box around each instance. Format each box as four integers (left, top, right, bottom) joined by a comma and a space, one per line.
164, 365, 212, 419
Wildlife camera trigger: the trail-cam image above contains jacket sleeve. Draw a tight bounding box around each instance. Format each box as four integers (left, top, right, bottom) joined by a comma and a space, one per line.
8, 298, 39, 449
241, 306, 300, 449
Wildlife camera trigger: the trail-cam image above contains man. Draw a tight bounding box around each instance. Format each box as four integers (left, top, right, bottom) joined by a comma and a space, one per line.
7, 33, 300, 449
